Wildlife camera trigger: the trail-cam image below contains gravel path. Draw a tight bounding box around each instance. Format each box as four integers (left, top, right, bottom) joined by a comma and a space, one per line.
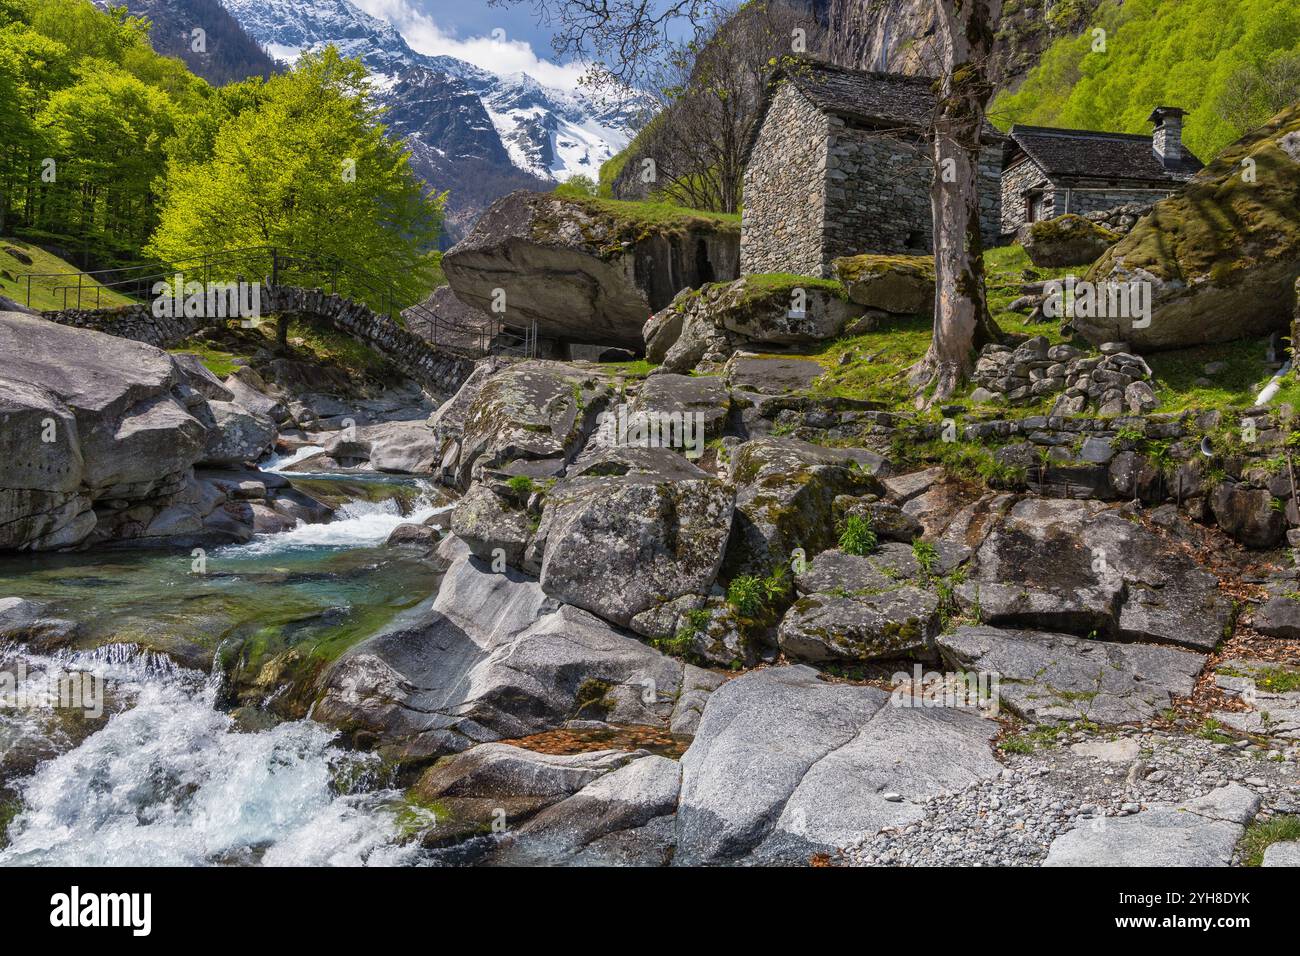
843, 726, 1300, 866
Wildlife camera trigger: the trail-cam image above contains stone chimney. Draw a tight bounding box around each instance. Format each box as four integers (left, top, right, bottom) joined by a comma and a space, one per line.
1148, 106, 1187, 168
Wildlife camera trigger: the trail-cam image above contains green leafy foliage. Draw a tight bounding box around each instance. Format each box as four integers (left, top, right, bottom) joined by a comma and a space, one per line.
991, 0, 1300, 160
148, 47, 444, 309
838, 514, 878, 556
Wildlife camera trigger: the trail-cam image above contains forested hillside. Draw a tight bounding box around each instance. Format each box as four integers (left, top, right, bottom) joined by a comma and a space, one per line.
0, 0, 441, 304
992, 0, 1300, 159
93, 0, 279, 85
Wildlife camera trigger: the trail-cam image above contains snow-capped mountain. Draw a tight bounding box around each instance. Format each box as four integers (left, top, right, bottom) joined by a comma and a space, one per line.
219, 0, 643, 184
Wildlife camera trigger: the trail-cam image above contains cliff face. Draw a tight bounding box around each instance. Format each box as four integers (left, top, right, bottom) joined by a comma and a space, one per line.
826, 0, 1104, 89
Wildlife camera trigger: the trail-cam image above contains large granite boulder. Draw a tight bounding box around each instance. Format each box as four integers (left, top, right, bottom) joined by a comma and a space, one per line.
831, 254, 935, 313
200, 400, 277, 467
723, 436, 889, 577
938, 625, 1206, 724
955, 498, 1233, 651
435, 361, 612, 490
627, 374, 730, 443
650, 276, 863, 373
533, 446, 733, 628
1044, 784, 1261, 866
442, 191, 739, 348
1079, 102, 1300, 350
777, 546, 941, 662
315, 538, 707, 763
0, 311, 208, 549
1017, 213, 1121, 268
675, 666, 1000, 865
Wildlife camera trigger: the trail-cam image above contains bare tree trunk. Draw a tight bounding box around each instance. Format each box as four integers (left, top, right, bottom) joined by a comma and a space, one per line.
910, 0, 1003, 404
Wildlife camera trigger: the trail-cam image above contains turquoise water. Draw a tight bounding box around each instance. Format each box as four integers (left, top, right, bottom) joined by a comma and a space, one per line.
0, 475, 453, 866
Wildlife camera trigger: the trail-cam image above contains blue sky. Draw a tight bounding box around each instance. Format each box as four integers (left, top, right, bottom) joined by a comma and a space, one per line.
352, 0, 695, 88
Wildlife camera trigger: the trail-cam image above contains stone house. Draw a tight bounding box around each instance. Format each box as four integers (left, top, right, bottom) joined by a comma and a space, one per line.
1000, 107, 1203, 234
740, 59, 1004, 278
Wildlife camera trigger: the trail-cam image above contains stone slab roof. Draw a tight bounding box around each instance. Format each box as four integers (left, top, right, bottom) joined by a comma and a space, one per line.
742, 58, 1004, 164
1007, 124, 1203, 183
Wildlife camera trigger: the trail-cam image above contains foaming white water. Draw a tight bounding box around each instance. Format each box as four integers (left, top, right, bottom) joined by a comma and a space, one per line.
220, 499, 455, 556
259, 445, 326, 472
0, 657, 421, 867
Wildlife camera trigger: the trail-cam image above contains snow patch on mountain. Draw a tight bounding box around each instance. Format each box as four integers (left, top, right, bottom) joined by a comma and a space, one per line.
220, 0, 636, 183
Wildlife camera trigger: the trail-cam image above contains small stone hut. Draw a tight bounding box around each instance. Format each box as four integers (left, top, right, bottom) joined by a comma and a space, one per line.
1000, 107, 1203, 233
739, 59, 1005, 278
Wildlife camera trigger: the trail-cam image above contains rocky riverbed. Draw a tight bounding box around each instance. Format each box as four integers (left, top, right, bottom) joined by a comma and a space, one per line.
2, 308, 1299, 867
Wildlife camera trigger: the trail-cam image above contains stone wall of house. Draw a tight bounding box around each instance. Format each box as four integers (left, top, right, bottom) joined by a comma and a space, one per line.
820, 120, 1003, 271
740, 83, 830, 277
1001, 157, 1052, 235
1059, 185, 1178, 218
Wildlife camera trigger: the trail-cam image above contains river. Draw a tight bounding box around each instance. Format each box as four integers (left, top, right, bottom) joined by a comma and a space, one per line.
0, 470, 452, 866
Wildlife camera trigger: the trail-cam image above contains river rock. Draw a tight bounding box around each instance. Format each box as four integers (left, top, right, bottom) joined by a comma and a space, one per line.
627, 374, 730, 443
200, 400, 277, 467
777, 585, 940, 662
441, 361, 611, 490
0, 597, 79, 651
1080, 102, 1300, 350
937, 625, 1206, 723
315, 538, 700, 763
450, 482, 532, 568
675, 665, 999, 865
1044, 784, 1261, 866
0, 311, 208, 550
485, 754, 682, 866
442, 190, 739, 348
533, 446, 733, 628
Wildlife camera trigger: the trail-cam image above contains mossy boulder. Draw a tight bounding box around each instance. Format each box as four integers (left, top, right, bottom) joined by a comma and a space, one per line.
831, 254, 935, 314
443, 361, 612, 490
1081, 101, 1300, 351
442, 190, 740, 348
723, 437, 890, 579
1017, 213, 1121, 268
650, 275, 862, 374
533, 445, 734, 628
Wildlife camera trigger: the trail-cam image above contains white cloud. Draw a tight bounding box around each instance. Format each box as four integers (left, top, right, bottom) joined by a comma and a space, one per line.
351, 0, 589, 89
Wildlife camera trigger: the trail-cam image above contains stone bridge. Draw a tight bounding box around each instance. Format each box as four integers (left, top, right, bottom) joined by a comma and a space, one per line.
41, 284, 477, 396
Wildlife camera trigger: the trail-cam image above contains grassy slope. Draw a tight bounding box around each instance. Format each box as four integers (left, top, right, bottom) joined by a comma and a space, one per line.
0, 239, 136, 311
728, 245, 1296, 421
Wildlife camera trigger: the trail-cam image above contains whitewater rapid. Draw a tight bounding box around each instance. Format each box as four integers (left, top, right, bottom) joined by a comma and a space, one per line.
0, 479, 452, 866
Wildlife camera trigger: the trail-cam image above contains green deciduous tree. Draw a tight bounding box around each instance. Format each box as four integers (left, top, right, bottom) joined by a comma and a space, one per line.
147, 47, 445, 313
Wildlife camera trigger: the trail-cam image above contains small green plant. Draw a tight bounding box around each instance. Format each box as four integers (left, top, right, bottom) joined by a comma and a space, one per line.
726, 575, 767, 617
1238, 816, 1300, 866
912, 539, 939, 578
506, 475, 535, 495
838, 514, 877, 556
1198, 717, 1235, 744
